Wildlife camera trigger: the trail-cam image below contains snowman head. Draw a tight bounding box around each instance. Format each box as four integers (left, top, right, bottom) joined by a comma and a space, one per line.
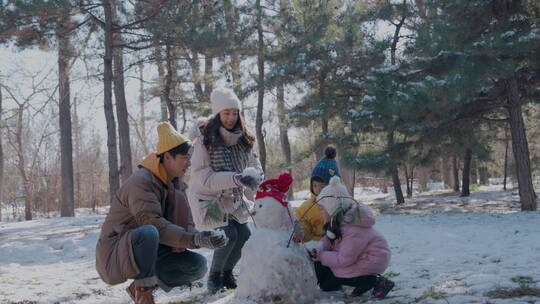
253, 173, 294, 231
253, 197, 293, 230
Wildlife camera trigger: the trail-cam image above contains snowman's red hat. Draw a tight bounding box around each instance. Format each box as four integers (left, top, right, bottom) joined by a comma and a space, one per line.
255, 173, 293, 207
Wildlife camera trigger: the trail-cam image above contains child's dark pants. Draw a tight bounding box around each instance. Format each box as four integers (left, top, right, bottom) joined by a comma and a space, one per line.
314, 261, 377, 295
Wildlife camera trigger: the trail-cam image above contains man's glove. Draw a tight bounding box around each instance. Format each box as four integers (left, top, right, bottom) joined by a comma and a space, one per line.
234, 174, 258, 190
193, 231, 228, 249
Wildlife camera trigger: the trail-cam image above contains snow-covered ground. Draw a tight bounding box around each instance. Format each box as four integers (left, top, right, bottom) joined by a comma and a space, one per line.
1, 185, 539, 304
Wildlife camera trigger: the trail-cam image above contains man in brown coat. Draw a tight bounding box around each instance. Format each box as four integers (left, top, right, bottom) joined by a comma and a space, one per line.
95, 122, 228, 304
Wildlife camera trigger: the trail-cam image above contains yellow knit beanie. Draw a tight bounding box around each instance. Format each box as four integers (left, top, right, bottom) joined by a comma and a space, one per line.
156, 122, 189, 155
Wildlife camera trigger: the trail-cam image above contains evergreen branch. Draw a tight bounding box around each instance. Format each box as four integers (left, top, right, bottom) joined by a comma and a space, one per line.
87, 11, 105, 29
116, 40, 158, 51
480, 117, 508, 123
67, 17, 92, 34
119, 8, 165, 30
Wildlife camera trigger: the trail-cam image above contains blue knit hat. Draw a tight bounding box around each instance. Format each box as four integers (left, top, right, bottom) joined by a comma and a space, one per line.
311, 158, 340, 185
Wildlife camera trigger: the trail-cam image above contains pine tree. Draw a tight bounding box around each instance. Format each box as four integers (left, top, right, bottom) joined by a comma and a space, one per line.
267, 0, 346, 156
268, 1, 395, 194
411, 0, 540, 210
130, 0, 250, 130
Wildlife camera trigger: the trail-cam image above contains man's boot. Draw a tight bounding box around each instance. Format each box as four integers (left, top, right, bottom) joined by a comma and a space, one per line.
126, 281, 156, 304
222, 270, 237, 289
207, 271, 224, 293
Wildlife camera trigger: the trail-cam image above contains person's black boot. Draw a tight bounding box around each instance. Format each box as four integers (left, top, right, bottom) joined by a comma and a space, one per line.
372, 275, 395, 299
207, 272, 224, 293
222, 270, 237, 289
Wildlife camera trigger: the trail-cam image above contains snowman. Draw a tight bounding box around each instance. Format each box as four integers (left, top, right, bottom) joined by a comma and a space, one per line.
235, 173, 317, 304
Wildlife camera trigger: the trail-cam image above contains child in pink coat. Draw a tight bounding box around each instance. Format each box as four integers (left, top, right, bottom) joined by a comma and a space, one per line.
309, 177, 394, 299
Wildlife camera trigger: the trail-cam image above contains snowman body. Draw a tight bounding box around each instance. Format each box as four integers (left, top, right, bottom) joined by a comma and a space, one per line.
235, 196, 317, 304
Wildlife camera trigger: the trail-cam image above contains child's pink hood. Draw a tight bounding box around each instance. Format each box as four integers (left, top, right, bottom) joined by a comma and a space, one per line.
342, 201, 376, 228
318, 202, 390, 278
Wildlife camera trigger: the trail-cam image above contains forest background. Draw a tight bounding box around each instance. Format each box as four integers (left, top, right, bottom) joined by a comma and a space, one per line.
0, 0, 539, 222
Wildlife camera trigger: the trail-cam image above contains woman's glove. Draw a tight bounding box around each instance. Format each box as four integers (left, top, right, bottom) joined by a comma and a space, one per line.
193, 231, 228, 249
234, 174, 258, 190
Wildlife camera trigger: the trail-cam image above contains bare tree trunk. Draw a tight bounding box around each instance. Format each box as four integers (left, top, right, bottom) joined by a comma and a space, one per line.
204, 54, 213, 101
224, 1, 244, 114
111, 0, 133, 182
231, 52, 244, 115
336, 136, 354, 198
91, 148, 100, 212
138, 62, 149, 155
188, 50, 207, 104
391, 169, 404, 204
470, 156, 478, 185
380, 178, 389, 193
315, 119, 328, 160
410, 167, 414, 195
164, 43, 177, 129
414, 0, 429, 22
171, 46, 182, 126
12, 105, 32, 220
479, 165, 489, 185
506, 77, 536, 210
276, 82, 293, 198
154, 46, 168, 121
441, 156, 452, 189
24, 186, 32, 221
103, 0, 120, 203
503, 127, 509, 190
58, 23, 75, 217
388, 132, 405, 204
321, 117, 328, 147
180, 103, 188, 133
91, 173, 96, 212
341, 166, 356, 198
461, 148, 472, 197
0, 85, 3, 221
417, 166, 429, 192
404, 165, 413, 197
256, 0, 267, 172
452, 155, 460, 192
73, 98, 81, 208
390, 14, 406, 66
318, 72, 328, 160
388, 7, 406, 205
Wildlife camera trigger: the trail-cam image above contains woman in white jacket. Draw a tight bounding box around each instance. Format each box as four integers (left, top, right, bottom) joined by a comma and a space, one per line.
188, 88, 263, 293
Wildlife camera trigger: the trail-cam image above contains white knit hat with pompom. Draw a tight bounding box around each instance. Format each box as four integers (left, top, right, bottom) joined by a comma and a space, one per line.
317, 176, 351, 216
